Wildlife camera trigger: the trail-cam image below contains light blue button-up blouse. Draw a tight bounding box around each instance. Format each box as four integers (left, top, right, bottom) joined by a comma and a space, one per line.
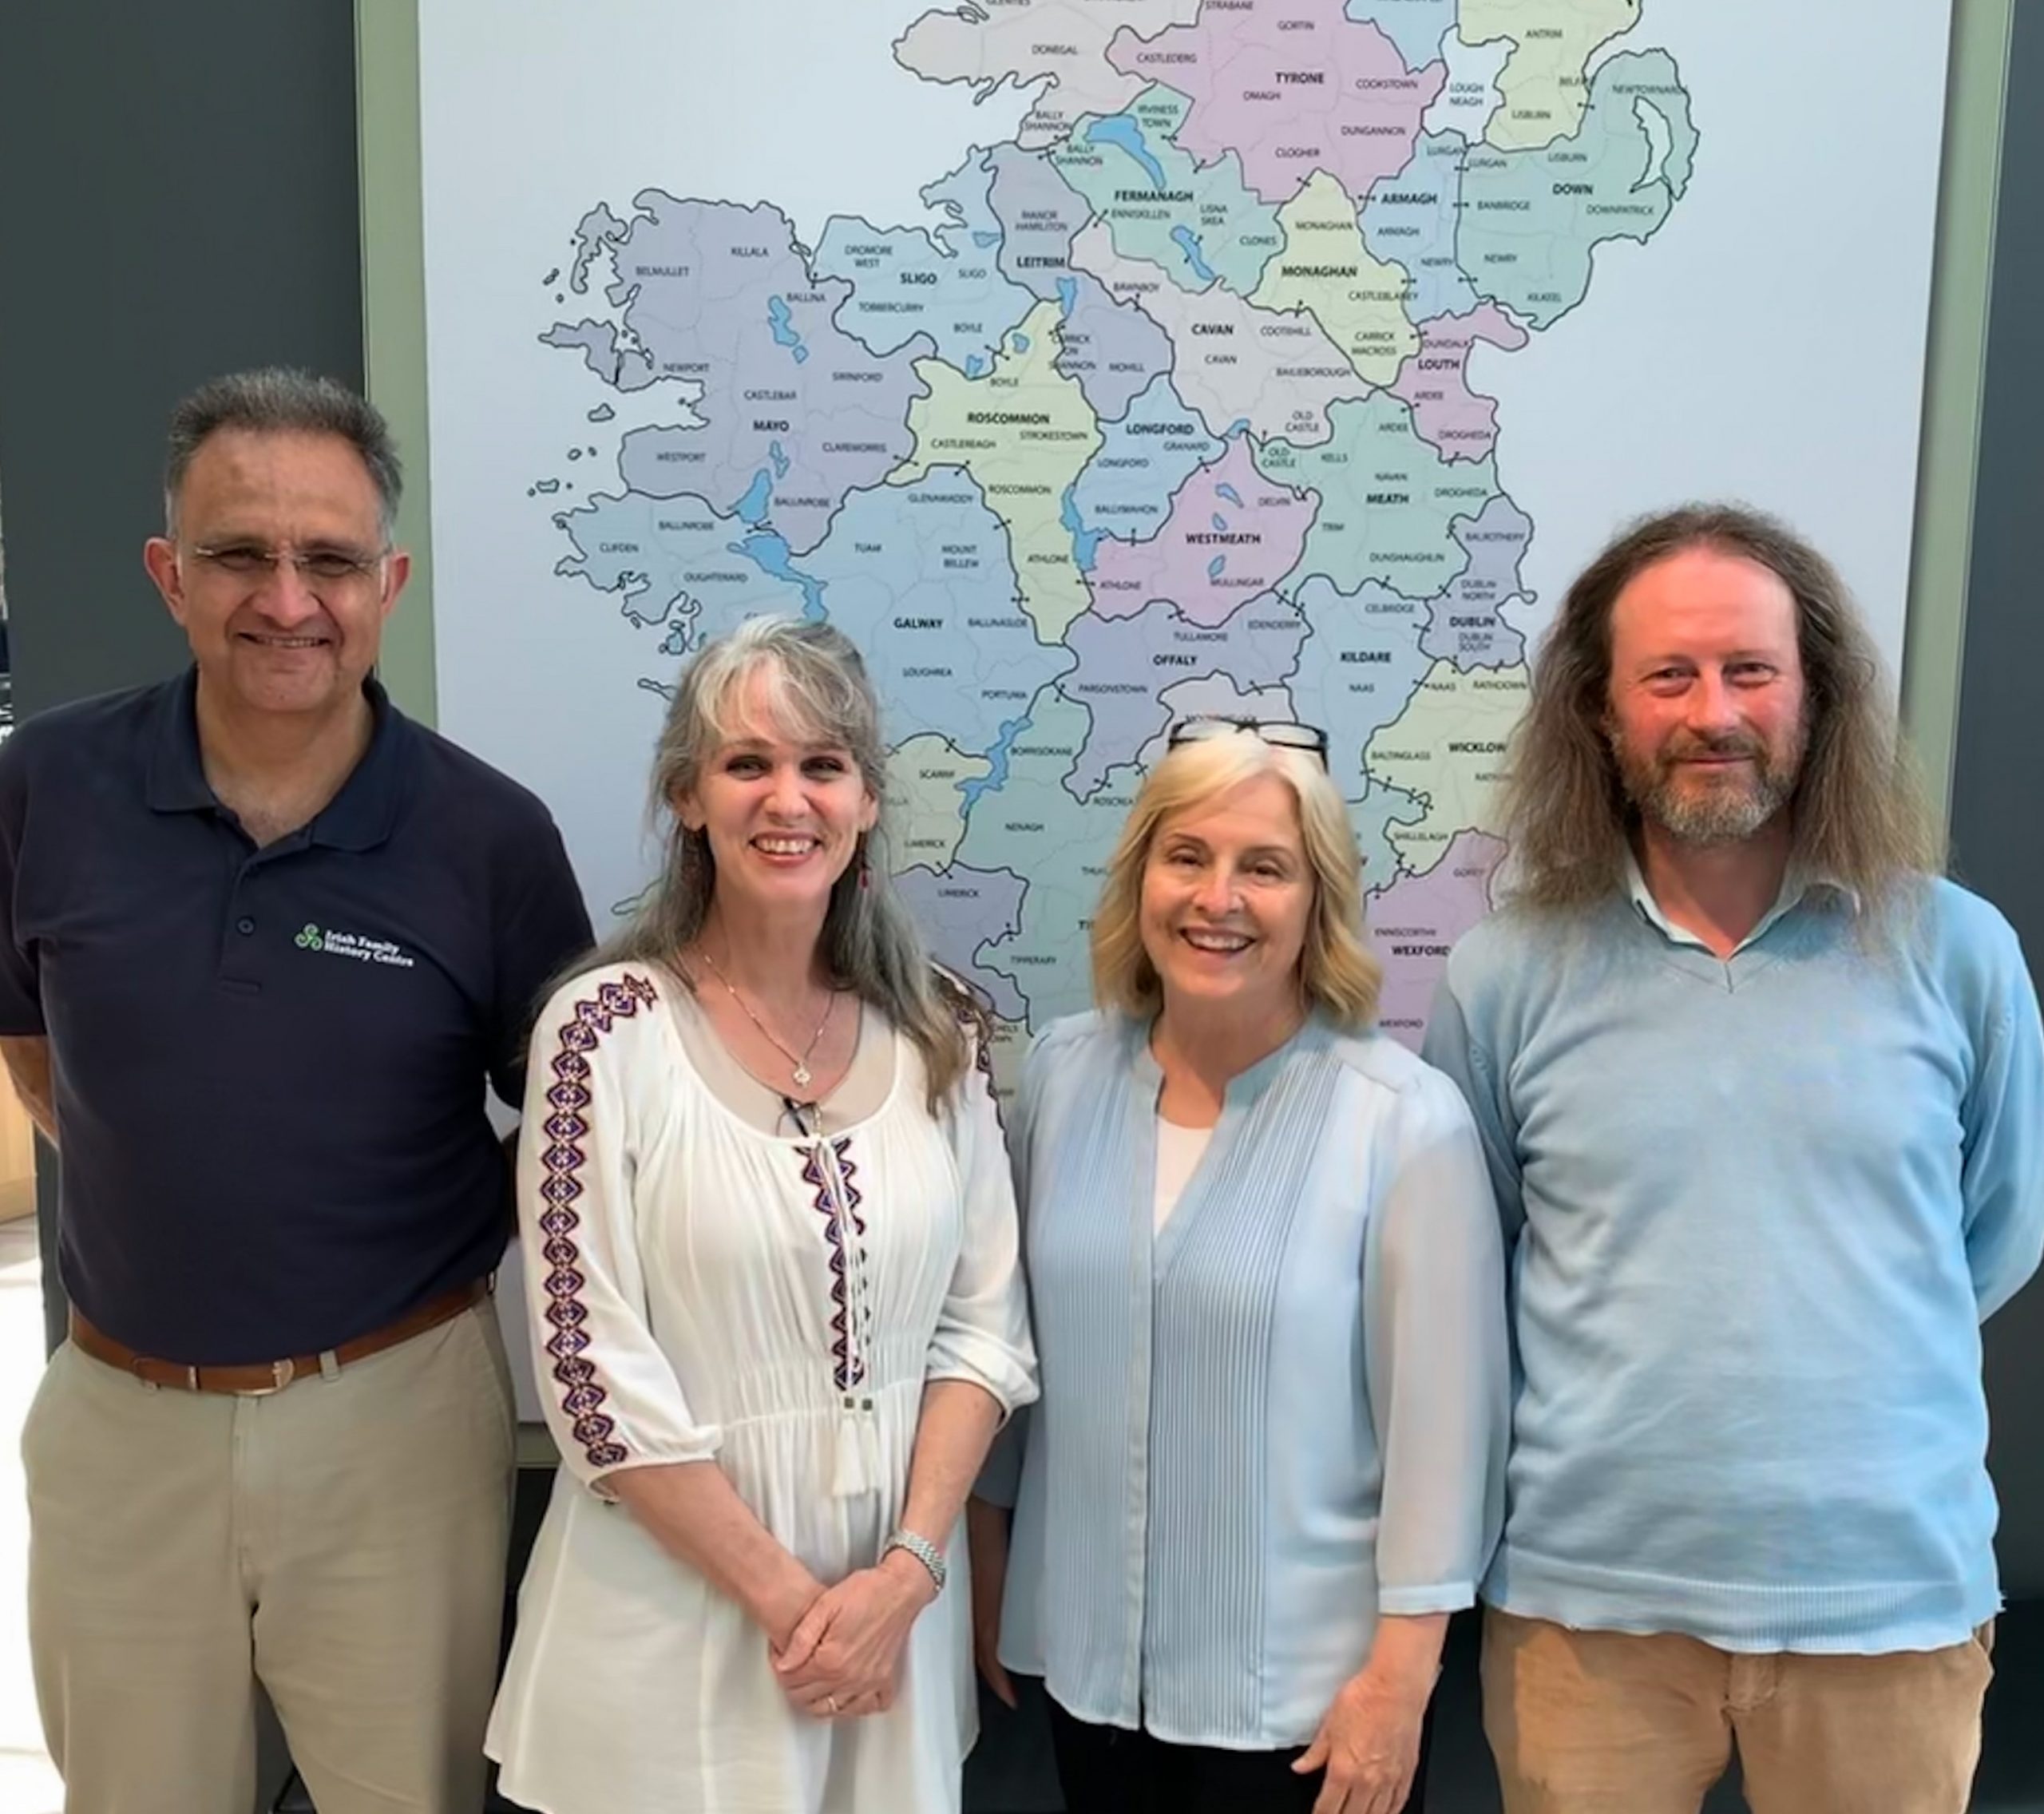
984, 1010, 1509, 1749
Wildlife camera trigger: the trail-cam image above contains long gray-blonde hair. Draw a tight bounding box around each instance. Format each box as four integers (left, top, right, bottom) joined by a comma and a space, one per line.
575, 616, 974, 1104
1503, 503, 1942, 913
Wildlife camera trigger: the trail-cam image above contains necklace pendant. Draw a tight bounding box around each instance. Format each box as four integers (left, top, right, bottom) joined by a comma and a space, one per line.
792, 1063, 813, 1089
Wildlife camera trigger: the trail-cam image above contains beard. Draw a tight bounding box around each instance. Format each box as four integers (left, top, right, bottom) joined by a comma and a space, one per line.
1611, 723, 1805, 846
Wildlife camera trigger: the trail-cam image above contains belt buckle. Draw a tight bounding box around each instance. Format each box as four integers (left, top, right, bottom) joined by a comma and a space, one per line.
236, 1358, 296, 1397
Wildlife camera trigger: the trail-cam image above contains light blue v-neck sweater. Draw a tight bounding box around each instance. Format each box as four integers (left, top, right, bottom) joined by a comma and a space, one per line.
1424, 874, 2044, 1652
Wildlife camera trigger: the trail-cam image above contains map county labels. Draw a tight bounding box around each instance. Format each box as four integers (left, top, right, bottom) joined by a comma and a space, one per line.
1365, 660, 1530, 873
535, 0, 1695, 1054
890, 299, 1104, 640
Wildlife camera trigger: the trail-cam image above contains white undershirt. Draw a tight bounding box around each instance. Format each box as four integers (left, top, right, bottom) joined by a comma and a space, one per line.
1153, 1115, 1215, 1230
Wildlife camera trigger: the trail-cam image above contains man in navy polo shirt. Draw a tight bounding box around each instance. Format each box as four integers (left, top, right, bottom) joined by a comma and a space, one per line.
0, 368, 592, 1813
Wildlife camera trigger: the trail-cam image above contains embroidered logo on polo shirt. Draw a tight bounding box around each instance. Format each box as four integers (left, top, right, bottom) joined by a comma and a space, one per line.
294, 923, 417, 968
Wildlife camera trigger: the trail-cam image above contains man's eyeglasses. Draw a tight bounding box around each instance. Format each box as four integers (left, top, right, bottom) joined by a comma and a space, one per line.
187, 542, 389, 588
1166, 716, 1329, 766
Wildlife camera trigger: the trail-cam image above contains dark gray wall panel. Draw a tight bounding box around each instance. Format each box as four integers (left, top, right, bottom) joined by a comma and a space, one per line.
0, 7, 363, 1808
0, 0, 365, 718
1952, 2, 2044, 1599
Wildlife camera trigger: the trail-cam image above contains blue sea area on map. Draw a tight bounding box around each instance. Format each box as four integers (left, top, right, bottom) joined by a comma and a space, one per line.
766, 295, 809, 363
1172, 226, 1217, 284
961, 716, 1028, 807
1087, 116, 1168, 190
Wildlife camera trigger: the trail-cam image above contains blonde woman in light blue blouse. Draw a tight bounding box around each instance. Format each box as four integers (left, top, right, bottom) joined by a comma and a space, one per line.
970, 719, 1509, 1814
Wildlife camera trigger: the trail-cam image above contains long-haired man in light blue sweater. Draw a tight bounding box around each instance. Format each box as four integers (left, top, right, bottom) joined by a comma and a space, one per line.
1424, 504, 2043, 1814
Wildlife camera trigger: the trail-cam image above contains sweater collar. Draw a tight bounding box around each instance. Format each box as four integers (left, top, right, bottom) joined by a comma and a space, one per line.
1622, 849, 1860, 956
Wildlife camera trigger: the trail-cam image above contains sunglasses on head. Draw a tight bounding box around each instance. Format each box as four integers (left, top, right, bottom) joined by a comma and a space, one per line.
1165, 716, 1330, 767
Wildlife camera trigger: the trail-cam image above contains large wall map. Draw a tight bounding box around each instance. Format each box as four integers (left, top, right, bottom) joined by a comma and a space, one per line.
529, 0, 1694, 1054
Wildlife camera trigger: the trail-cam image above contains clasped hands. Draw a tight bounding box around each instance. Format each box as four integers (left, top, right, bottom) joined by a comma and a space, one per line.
771, 1551, 937, 1721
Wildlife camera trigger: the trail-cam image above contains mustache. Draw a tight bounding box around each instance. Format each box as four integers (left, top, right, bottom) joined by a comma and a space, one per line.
1662, 731, 1767, 762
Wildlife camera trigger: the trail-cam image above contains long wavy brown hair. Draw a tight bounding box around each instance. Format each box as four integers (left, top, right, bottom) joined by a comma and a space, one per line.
1501, 504, 1942, 913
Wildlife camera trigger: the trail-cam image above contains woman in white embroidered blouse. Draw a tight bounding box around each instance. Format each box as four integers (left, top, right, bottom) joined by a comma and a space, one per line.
970, 723, 1508, 1814
485, 617, 1037, 1814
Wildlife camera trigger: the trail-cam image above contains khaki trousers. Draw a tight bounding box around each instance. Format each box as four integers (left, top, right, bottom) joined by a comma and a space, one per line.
23, 1303, 516, 1814
1483, 1608, 1994, 1814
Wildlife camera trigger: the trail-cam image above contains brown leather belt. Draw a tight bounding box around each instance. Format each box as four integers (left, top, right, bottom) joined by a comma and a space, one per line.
69, 1277, 492, 1395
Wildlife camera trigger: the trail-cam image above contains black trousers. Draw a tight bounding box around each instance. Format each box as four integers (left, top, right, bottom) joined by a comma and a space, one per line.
1046, 1695, 1432, 1814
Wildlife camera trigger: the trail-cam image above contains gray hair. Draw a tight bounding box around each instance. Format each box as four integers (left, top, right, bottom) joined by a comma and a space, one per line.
164, 367, 402, 541
575, 615, 976, 1106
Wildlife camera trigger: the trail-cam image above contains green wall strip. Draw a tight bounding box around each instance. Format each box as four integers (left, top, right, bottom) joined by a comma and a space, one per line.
1903, 0, 2014, 831
356, 0, 438, 725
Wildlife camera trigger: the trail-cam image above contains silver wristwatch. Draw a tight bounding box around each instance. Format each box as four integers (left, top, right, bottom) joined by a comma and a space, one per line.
882, 1527, 947, 1594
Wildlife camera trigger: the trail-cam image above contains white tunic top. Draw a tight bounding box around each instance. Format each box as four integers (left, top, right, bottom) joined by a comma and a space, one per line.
486, 964, 1038, 1814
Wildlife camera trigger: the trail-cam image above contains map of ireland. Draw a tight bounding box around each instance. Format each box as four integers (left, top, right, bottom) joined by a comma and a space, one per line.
408, 0, 1951, 1418
528, 0, 1698, 1055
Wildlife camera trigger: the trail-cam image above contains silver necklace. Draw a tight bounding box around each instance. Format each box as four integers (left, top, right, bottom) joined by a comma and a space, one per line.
693, 945, 838, 1089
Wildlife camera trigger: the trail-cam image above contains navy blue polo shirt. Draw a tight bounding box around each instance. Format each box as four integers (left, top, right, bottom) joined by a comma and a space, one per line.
0, 671, 594, 1364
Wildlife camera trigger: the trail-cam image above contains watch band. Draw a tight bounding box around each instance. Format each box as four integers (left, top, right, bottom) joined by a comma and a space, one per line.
883, 1527, 947, 1594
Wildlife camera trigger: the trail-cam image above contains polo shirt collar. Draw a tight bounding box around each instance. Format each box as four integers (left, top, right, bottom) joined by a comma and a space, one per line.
1623, 846, 1860, 955
144, 667, 410, 851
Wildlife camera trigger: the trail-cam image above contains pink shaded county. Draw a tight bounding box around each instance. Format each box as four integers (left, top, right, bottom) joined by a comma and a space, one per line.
1368, 829, 1506, 1050
1108, 1, 1444, 206
1390, 303, 1529, 464
1086, 438, 1318, 627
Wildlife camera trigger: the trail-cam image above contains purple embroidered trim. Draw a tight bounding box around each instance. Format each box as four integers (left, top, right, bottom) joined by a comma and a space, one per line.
800, 1136, 867, 1390
538, 972, 658, 1470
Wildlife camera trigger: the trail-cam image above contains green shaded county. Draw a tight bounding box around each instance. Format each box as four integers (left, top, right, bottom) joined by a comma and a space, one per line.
1254, 394, 1499, 600
1051, 85, 1284, 298
1457, 48, 1695, 329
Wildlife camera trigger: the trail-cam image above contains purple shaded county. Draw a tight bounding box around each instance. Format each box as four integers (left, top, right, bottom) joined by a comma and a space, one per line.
1087, 438, 1318, 626
1285, 574, 1436, 797
986, 144, 1097, 300
1063, 593, 1309, 795
604, 192, 933, 553
1055, 271, 1174, 422
1420, 494, 1531, 671
891, 864, 1030, 1022
1107, 2, 1444, 207
539, 320, 656, 390
1389, 303, 1527, 463
1367, 828, 1504, 1049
